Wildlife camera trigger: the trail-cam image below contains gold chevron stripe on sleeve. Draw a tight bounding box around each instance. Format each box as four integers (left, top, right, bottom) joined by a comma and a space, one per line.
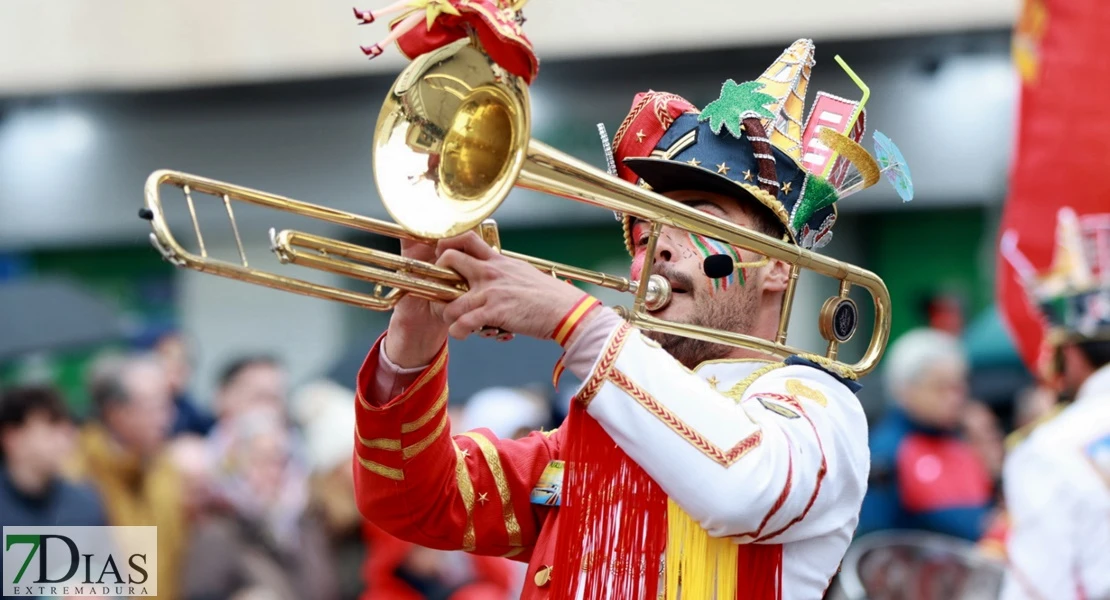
402, 410, 450, 459
397, 348, 449, 404
356, 425, 403, 451
460, 432, 523, 547
402, 386, 450, 433
453, 440, 477, 552
357, 455, 404, 481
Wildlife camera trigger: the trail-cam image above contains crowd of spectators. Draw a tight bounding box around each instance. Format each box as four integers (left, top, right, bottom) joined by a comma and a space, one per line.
0, 329, 556, 600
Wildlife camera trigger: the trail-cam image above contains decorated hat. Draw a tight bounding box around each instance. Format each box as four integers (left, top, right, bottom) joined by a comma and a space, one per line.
1016, 207, 1110, 342
604, 39, 913, 256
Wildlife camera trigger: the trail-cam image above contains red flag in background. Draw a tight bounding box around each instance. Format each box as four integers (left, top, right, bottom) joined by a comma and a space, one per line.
997, 0, 1110, 375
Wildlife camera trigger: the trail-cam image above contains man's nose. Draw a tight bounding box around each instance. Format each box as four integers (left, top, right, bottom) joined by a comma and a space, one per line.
654, 229, 680, 263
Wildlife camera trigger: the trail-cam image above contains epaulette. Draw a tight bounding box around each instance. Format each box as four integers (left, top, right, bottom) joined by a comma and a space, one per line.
784, 353, 863, 394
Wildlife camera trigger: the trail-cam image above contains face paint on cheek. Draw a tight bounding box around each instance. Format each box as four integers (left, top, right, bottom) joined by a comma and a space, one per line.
630, 250, 646, 281
688, 233, 743, 294
629, 220, 655, 280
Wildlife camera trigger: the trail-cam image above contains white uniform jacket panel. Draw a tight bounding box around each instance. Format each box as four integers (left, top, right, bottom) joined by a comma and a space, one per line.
1001, 364, 1110, 600
565, 312, 871, 600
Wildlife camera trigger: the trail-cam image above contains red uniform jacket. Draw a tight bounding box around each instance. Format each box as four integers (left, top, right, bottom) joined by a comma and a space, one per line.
353, 334, 565, 599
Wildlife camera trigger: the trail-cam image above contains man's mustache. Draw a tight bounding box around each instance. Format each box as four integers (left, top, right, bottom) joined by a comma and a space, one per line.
653, 264, 697, 293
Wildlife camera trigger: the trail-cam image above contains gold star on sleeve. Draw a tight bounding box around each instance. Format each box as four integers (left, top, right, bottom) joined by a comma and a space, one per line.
687, 158, 702, 167
716, 163, 730, 175
781, 181, 792, 194
636, 130, 646, 143
742, 169, 753, 181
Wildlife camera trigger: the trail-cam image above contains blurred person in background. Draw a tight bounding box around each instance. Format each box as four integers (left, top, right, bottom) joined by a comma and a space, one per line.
961, 401, 1009, 563
293, 380, 366, 600
976, 384, 1062, 563
960, 400, 1005, 489
1006, 382, 1060, 447
458, 386, 553, 441
166, 434, 219, 524
858, 327, 994, 541
920, 291, 966, 337
68, 353, 187, 600
1000, 208, 1110, 600
212, 355, 288, 423
0, 385, 107, 528
150, 328, 215, 437
181, 405, 338, 600
207, 354, 291, 463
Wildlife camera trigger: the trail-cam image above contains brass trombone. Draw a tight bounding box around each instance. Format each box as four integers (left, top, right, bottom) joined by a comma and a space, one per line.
141, 38, 892, 376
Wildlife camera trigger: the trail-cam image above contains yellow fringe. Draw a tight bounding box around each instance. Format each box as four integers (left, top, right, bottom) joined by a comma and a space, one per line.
666, 499, 738, 600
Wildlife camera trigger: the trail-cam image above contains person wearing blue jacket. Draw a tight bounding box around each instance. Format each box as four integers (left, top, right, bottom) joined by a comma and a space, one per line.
858, 328, 996, 541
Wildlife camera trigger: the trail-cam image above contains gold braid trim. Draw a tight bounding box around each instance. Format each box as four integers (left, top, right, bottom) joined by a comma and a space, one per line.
357, 456, 404, 481
795, 353, 859, 381
402, 386, 450, 433
612, 94, 656, 150
402, 410, 450, 459
460, 432, 523, 547
576, 323, 632, 407
356, 426, 402, 451
723, 362, 788, 402
355, 398, 450, 457
398, 349, 449, 402
452, 440, 477, 552
610, 368, 762, 468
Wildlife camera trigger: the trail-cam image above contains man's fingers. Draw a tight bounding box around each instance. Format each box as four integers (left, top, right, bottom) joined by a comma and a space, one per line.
435, 231, 497, 261
447, 309, 489, 340
441, 289, 486, 325
437, 248, 489, 285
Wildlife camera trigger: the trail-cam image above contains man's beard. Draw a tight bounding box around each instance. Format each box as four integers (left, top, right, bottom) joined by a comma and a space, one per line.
645, 269, 759, 369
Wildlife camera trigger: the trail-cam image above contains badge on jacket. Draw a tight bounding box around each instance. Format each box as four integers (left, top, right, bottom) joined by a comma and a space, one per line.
530, 460, 564, 506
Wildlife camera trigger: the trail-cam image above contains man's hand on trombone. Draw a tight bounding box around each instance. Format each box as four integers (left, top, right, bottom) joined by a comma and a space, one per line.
380, 230, 594, 369
434, 231, 593, 343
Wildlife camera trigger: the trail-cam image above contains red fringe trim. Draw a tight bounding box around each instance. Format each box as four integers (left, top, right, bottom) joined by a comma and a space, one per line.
553, 403, 783, 600
552, 403, 668, 600
737, 543, 784, 600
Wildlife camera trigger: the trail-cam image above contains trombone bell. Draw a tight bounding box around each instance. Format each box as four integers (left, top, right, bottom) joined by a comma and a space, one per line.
374, 39, 531, 239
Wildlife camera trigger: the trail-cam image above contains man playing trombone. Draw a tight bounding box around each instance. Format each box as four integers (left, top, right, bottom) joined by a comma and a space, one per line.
351, 37, 894, 600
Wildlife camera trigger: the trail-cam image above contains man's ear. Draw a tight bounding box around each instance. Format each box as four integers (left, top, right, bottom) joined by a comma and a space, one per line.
761, 258, 791, 293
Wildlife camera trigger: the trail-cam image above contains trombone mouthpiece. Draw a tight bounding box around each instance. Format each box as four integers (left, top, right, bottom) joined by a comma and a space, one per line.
703, 254, 735, 279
